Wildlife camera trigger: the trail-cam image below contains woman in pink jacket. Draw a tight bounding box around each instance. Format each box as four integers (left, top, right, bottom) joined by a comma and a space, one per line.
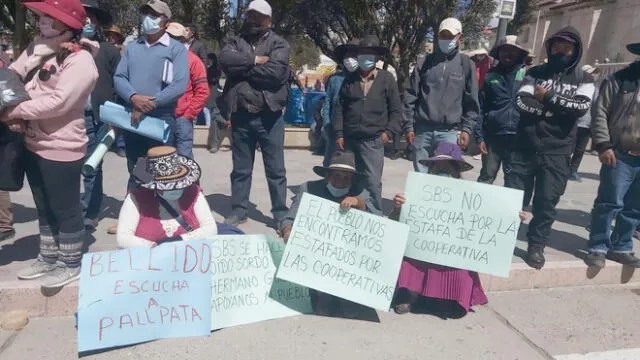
1, 0, 98, 289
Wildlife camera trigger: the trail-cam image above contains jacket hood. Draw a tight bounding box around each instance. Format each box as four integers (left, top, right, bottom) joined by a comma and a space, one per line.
545, 26, 583, 72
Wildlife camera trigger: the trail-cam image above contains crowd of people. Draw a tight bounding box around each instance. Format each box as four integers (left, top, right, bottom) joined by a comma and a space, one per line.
0, 0, 638, 319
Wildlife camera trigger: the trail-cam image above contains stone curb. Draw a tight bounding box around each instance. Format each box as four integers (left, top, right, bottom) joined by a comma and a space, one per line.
0, 261, 638, 318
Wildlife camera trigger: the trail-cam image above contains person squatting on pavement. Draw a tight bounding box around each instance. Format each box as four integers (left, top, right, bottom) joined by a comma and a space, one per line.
510, 27, 595, 270
585, 42, 640, 268
321, 40, 359, 168
281, 151, 373, 317
218, 0, 290, 231
332, 35, 403, 216
166, 22, 210, 160
390, 143, 488, 316
475, 36, 529, 185
3, 0, 98, 288
113, 0, 188, 189
80, 0, 121, 231
403, 17, 480, 173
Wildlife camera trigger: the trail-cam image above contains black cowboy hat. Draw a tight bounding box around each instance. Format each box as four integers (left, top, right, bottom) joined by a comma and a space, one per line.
358, 35, 388, 56
627, 42, 640, 55
313, 151, 365, 178
81, 0, 112, 25
334, 39, 360, 61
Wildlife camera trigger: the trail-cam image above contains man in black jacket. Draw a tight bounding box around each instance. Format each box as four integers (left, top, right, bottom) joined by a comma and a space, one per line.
511, 27, 595, 269
219, 0, 290, 231
80, 0, 121, 230
333, 35, 403, 215
586, 44, 640, 268
184, 23, 208, 63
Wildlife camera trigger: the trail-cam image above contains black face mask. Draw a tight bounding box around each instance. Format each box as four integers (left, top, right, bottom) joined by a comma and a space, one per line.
240, 22, 266, 42
548, 53, 573, 72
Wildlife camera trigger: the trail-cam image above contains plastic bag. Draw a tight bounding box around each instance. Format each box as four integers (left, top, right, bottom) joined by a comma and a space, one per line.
0, 68, 30, 113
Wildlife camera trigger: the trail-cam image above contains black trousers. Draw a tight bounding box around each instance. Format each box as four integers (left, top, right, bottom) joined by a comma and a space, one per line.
477, 134, 518, 184
25, 150, 85, 266
504, 152, 570, 248
230, 109, 288, 224
569, 127, 591, 174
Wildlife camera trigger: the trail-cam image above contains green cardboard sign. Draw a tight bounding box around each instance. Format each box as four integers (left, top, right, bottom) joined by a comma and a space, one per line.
209, 235, 313, 330
276, 193, 409, 311
399, 172, 523, 278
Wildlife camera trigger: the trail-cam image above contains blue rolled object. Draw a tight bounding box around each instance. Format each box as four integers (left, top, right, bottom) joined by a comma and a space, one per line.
99, 101, 170, 143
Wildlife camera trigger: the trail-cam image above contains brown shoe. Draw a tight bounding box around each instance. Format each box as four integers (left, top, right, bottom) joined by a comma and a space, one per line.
107, 224, 117, 235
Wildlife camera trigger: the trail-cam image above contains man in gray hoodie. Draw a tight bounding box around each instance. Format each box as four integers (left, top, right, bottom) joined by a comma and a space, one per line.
403, 17, 480, 172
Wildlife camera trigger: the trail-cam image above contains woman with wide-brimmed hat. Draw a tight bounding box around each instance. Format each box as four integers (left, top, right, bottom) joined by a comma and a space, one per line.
116, 146, 221, 248
2, 0, 99, 289
390, 142, 526, 316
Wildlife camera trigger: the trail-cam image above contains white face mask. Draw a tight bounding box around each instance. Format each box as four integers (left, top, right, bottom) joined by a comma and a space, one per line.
327, 183, 350, 198
343, 57, 359, 72
39, 16, 62, 38
160, 189, 184, 202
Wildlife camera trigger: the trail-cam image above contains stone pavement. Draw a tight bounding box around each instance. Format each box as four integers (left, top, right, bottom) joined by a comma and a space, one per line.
0, 149, 639, 317
1, 285, 640, 359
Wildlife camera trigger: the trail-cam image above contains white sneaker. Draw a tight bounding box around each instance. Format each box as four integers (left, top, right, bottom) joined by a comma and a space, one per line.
40, 264, 81, 289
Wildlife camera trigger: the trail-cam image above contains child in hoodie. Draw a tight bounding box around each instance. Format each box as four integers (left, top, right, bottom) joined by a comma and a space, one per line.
2, 0, 99, 289
510, 27, 595, 270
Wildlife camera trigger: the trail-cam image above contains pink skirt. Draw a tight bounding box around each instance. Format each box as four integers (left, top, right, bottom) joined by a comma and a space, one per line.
397, 258, 488, 312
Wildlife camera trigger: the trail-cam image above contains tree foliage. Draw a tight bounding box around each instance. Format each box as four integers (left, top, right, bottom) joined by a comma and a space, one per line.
507, 0, 538, 35
294, 0, 495, 91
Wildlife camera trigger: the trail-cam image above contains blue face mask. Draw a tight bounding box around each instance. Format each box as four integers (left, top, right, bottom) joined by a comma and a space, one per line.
141, 15, 163, 35
160, 189, 184, 202
357, 55, 376, 71
327, 183, 350, 198
82, 23, 96, 39
438, 39, 457, 54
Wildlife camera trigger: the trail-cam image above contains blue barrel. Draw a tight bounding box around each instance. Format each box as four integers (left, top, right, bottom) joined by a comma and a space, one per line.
284, 89, 326, 126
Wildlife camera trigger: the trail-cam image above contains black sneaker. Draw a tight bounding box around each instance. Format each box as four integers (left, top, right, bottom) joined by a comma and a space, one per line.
584, 252, 606, 268
0, 229, 15, 242
525, 245, 545, 270
605, 252, 640, 267
224, 215, 247, 227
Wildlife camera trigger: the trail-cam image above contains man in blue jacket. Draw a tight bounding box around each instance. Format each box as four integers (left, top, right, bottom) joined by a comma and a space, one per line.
474, 36, 528, 185
218, 0, 291, 231
113, 0, 188, 188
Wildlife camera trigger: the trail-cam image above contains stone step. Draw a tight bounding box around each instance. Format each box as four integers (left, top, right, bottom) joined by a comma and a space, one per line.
1, 260, 638, 318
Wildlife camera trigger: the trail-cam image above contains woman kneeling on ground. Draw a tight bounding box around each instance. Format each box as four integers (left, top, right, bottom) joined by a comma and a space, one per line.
390, 142, 526, 316
117, 146, 220, 247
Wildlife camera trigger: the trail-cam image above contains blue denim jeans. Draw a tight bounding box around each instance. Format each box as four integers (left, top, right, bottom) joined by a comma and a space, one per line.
412, 129, 458, 172
175, 117, 194, 159
81, 113, 109, 221
322, 124, 336, 167
588, 151, 640, 254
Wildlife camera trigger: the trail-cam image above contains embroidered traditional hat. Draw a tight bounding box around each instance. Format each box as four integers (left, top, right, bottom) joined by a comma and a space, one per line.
132, 146, 201, 191
418, 142, 474, 172
313, 151, 365, 178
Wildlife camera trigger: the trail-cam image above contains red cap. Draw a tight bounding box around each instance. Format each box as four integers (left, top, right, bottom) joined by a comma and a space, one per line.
24, 0, 87, 30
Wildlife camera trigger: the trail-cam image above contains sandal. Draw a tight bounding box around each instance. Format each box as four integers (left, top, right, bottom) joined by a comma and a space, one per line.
394, 303, 412, 315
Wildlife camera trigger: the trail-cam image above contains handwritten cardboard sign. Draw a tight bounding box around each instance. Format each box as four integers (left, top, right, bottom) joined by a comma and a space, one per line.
209, 235, 313, 330
77, 241, 212, 352
399, 172, 523, 277
276, 193, 409, 311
